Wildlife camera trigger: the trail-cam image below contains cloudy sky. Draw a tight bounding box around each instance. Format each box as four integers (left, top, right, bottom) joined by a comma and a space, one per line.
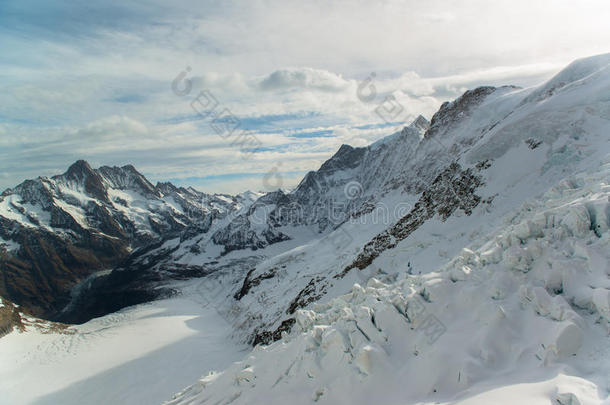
1, 0, 609, 193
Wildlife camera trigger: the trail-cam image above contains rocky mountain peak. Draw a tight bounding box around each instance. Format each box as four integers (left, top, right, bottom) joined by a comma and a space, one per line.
97, 164, 160, 198
318, 144, 367, 174
3, 177, 55, 208
410, 114, 431, 133
65, 159, 95, 178
62, 160, 109, 203
156, 181, 181, 195
0, 160, 252, 321
424, 86, 497, 139
256, 189, 287, 205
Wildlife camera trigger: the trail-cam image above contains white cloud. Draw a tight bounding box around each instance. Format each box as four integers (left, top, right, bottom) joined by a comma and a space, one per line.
259, 68, 350, 92
77, 115, 148, 138
3, 0, 610, 192
191, 72, 249, 93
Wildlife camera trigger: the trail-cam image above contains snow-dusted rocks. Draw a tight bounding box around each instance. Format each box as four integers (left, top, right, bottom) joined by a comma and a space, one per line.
0, 161, 251, 321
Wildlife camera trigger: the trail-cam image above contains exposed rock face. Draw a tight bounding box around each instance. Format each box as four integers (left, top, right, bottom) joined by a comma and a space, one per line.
251, 162, 487, 346
215, 88, 509, 345
98, 164, 160, 199
0, 298, 25, 337
0, 296, 73, 338
410, 114, 431, 133
234, 267, 278, 300
56, 240, 183, 323
64, 160, 112, 203
0, 215, 130, 318
0, 162, 245, 320
210, 115, 434, 251
337, 162, 485, 278
252, 318, 295, 346
424, 86, 498, 139
212, 191, 291, 254
286, 276, 327, 314
318, 144, 368, 174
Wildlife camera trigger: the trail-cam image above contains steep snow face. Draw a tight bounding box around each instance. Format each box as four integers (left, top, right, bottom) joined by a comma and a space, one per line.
166, 155, 610, 405
198, 53, 610, 347
182, 85, 513, 254
521, 53, 610, 104
206, 117, 432, 253
161, 53, 610, 404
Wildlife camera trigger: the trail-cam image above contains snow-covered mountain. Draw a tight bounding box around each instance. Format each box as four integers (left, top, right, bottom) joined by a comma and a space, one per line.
163, 53, 610, 404
147, 53, 610, 349
168, 158, 610, 404
0, 161, 257, 321
2, 53, 610, 405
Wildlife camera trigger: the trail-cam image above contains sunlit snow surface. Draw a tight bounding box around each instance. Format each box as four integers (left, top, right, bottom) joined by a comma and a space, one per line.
165, 159, 610, 405
0, 290, 246, 405
165, 55, 610, 405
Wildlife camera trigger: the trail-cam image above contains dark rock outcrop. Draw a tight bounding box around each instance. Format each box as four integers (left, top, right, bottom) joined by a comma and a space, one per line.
337, 162, 485, 278
252, 318, 295, 346
425, 86, 497, 140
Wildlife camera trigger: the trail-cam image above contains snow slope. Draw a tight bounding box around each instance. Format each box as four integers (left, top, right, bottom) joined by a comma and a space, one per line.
0, 287, 246, 405
165, 54, 610, 404
166, 150, 610, 405
186, 52, 610, 348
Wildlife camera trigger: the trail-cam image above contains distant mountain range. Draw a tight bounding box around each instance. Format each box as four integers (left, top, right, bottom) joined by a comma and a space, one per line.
0, 160, 257, 321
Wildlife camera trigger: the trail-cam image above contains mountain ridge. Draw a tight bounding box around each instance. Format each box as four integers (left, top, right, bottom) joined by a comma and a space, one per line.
3, 53, 610, 331
0, 161, 252, 320
0, 83, 535, 322
164, 52, 610, 405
